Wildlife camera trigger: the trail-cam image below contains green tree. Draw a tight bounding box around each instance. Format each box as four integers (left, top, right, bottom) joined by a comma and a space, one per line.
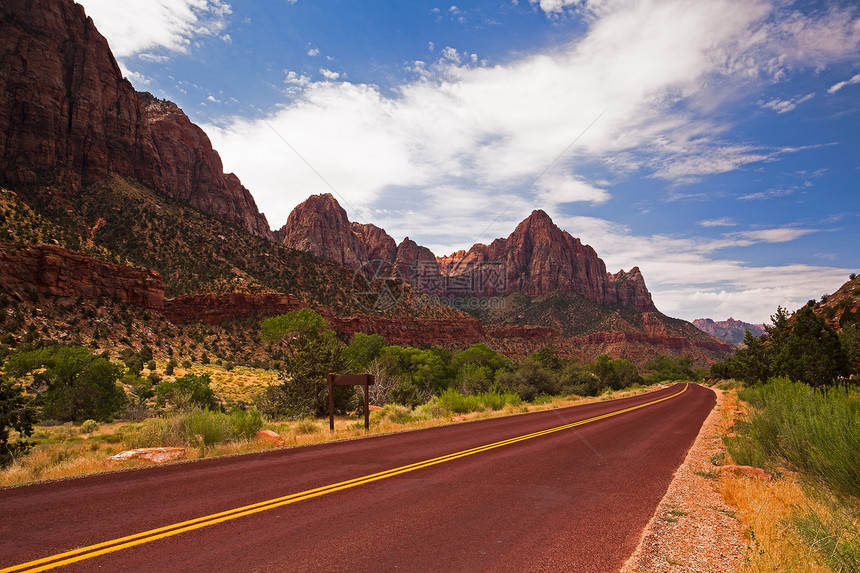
496, 357, 560, 401
646, 355, 696, 382
260, 311, 347, 418
156, 373, 216, 410
591, 355, 642, 391
772, 305, 850, 387
343, 333, 385, 372
6, 345, 126, 422
0, 378, 37, 467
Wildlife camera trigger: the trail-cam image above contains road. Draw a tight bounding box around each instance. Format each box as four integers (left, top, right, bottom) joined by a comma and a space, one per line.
0, 383, 715, 572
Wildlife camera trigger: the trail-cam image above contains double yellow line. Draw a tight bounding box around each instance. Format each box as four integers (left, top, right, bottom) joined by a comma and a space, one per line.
3, 384, 687, 572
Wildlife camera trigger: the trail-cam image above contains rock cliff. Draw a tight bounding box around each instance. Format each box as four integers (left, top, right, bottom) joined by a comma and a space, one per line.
0, 0, 272, 238
140, 94, 273, 239
0, 244, 164, 309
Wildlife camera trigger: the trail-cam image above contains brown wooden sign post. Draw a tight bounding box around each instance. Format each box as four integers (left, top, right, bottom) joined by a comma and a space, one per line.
327, 374, 375, 431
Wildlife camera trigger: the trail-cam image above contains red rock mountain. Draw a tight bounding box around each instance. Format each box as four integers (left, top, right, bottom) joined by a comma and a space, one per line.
278, 194, 655, 311
0, 0, 272, 238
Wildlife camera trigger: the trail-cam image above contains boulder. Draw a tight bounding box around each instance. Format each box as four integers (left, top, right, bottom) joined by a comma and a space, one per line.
106, 447, 186, 465
256, 430, 285, 447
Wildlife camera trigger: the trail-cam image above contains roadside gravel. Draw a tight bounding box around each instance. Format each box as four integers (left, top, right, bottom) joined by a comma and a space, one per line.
620, 387, 745, 573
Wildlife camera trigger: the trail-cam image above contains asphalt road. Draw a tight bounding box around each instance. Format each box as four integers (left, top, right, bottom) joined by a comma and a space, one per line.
0, 383, 715, 572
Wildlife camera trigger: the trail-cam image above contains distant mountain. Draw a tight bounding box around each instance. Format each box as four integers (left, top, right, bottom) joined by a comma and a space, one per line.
278, 194, 733, 364
692, 318, 767, 345
278, 194, 656, 310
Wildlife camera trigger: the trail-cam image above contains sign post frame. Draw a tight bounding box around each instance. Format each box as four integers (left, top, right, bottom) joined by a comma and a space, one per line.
327, 373, 375, 431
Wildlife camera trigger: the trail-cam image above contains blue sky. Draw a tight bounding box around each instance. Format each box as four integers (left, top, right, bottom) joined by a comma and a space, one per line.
78, 0, 859, 324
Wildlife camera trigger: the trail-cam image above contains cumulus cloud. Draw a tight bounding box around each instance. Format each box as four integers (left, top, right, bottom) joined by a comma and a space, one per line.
78, 0, 232, 59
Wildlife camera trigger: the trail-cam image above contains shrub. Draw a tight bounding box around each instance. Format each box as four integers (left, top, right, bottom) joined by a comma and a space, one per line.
230, 408, 263, 439
79, 419, 99, 433
727, 377, 860, 501
0, 378, 37, 467
156, 373, 216, 410
6, 344, 127, 422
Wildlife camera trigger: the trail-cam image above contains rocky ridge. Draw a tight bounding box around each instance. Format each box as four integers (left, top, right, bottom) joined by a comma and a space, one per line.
277, 194, 655, 311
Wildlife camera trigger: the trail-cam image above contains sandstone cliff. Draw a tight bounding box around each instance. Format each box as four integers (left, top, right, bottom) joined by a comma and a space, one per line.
0, 0, 272, 238
140, 94, 273, 239
277, 195, 657, 312
0, 244, 164, 309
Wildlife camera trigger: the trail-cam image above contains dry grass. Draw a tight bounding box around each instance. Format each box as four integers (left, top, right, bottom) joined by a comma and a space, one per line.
718, 387, 860, 573
720, 474, 832, 573
1, 386, 661, 488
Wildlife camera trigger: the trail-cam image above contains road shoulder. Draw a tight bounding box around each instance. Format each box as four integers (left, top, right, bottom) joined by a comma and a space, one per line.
620, 386, 745, 573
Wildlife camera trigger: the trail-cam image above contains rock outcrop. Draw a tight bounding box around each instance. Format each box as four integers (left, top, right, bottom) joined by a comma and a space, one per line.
330, 316, 485, 347
0, 0, 162, 191
0, 0, 272, 238
164, 293, 306, 324
0, 244, 164, 309
437, 210, 656, 310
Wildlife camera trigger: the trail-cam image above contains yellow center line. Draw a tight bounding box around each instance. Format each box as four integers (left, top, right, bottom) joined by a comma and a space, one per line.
2, 384, 688, 572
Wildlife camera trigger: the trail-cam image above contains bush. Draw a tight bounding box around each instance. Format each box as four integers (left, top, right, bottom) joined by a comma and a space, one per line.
230, 408, 263, 439
727, 377, 860, 502
0, 378, 37, 467
79, 419, 99, 433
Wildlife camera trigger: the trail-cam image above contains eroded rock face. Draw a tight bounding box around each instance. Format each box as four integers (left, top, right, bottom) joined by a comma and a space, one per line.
164, 293, 306, 324
142, 94, 273, 239
0, 244, 164, 309
276, 194, 382, 268
330, 316, 485, 347
0, 0, 162, 191
0, 1, 272, 238
692, 317, 767, 345
278, 196, 659, 311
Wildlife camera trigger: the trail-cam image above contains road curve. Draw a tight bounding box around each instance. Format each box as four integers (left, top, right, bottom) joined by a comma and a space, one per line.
1, 383, 715, 572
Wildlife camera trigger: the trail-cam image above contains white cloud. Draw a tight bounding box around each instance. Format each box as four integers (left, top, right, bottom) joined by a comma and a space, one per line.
307, 47, 320, 57
78, 0, 232, 59
535, 174, 610, 205
698, 218, 736, 228
737, 187, 793, 201
761, 92, 815, 113
319, 69, 341, 81
545, 213, 847, 323
828, 73, 860, 93
731, 227, 819, 244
